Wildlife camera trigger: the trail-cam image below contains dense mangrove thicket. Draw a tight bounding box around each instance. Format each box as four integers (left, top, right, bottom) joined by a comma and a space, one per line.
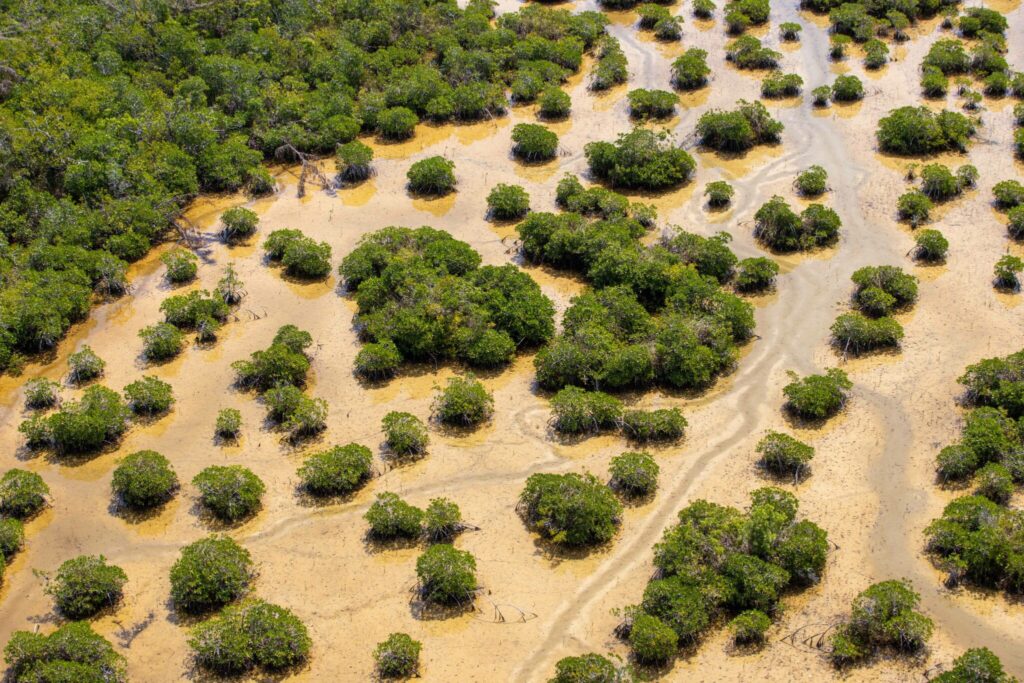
0, 0, 611, 371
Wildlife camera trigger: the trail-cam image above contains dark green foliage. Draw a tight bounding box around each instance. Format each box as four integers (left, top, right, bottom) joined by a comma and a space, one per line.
432, 375, 494, 427
298, 444, 373, 497
831, 74, 865, 101
629, 612, 678, 663
753, 197, 840, 252
550, 653, 618, 683
704, 181, 735, 207
779, 22, 802, 40
952, 349, 1024, 420
863, 39, 889, 69
585, 129, 695, 190
897, 190, 933, 226
215, 408, 242, 439
726, 36, 780, 69
609, 451, 659, 495
994, 255, 1023, 291
993, 180, 1024, 209
383, 412, 429, 457
831, 313, 904, 354
4, 622, 125, 683
416, 544, 478, 605
693, 0, 717, 17
913, 229, 949, 262
190, 599, 310, 674
355, 341, 402, 379
47, 555, 126, 619
549, 387, 622, 434
729, 609, 772, 643
761, 72, 804, 98
756, 431, 814, 481
876, 106, 976, 154
664, 230, 738, 283
232, 325, 312, 390
162, 249, 198, 283
341, 227, 554, 370
112, 450, 178, 509
813, 85, 832, 107
975, 462, 1014, 504
160, 290, 229, 331
263, 229, 331, 279
0, 519, 25, 561
123, 376, 174, 415
67, 346, 105, 384
377, 107, 418, 140
220, 207, 259, 243
933, 648, 1015, 683
672, 48, 711, 90
375, 633, 422, 679
170, 535, 253, 613
590, 37, 628, 91
851, 266, 918, 312
1008, 208, 1024, 241
365, 492, 423, 538
407, 157, 456, 196
829, 580, 933, 666
697, 100, 783, 151
621, 408, 687, 442
783, 369, 852, 420
919, 164, 961, 200
795, 166, 828, 196
958, 7, 1007, 37
139, 323, 184, 361
519, 472, 622, 546
736, 257, 779, 292
0, 469, 49, 519
628, 89, 678, 119
38, 385, 132, 454
487, 184, 531, 220
921, 67, 949, 98
538, 87, 572, 119
424, 498, 463, 542
924, 39, 970, 75
512, 124, 559, 161
337, 141, 374, 184
192, 466, 265, 522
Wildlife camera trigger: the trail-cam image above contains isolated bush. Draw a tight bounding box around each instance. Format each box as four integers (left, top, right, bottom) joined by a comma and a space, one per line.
736, 257, 779, 292
920, 164, 959, 200
761, 72, 803, 98
44, 385, 132, 454
610, 451, 659, 495
622, 408, 687, 442
832, 74, 864, 101
432, 375, 494, 427
913, 229, 949, 262
693, 0, 716, 17
629, 612, 678, 663
672, 48, 710, 90
585, 129, 695, 190
538, 86, 572, 119
783, 369, 852, 420
221, 207, 259, 242
829, 580, 932, 666
726, 36, 780, 69
876, 106, 976, 154
298, 444, 373, 497
375, 633, 422, 679
549, 387, 622, 434
263, 229, 332, 279
512, 123, 559, 161
753, 197, 840, 251
863, 39, 888, 69
421, 497, 462, 542
897, 190, 933, 226
123, 376, 174, 415
415, 544, 478, 604
519, 472, 622, 546
994, 255, 1023, 291
933, 648, 1014, 683
729, 609, 772, 644
68, 346, 105, 384
162, 249, 198, 283
795, 166, 828, 197
232, 325, 312, 390
921, 67, 949, 98
831, 313, 904, 354
628, 89, 678, 119
22, 379, 58, 411
830, 34, 852, 59
382, 412, 429, 457
993, 180, 1024, 209
170, 535, 253, 612
190, 599, 310, 674
193, 466, 265, 522
407, 156, 456, 195
487, 184, 530, 220
812, 85, 832, 106
852, 265, 918, 314
139, 322, 184, 361
756, 431, 814, 480
4, 622, 126, 683
0, 470, 48, 519
704, 180, 735, 207
365, 492, 423, 538
779, 21, 802, 40
112, 450, 178, 509
47, 555, 127, 619
215, 408, 242, 439
337, 140, 374, 183
161, 291, 229, 332
697, 100, 783, 151
550, 653, 618, 683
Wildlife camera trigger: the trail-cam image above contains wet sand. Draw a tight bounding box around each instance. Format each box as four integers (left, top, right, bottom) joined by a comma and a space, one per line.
1, 1, 1024, 680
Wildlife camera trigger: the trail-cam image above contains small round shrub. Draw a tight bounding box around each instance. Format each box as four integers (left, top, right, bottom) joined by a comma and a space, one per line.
377, 107, 418, 140
538, 86, 571, 119
994, 254, 1023, 291
263, 229, 332, 279
0, 469, 49, 519
812, 85, 832, 106
832, 75, 864, 102
424, 497, 463, 542
863, 39, 888, 68
693, 0, 715, 17
627, 88, 678, 119
621, 408, 687, 442
728, 609, 771, 644
221, 207, 259, 242
993, 180, 1024, 209
365, 492, 423, 538
831, 312, 904, 354
192, 466, 265, 522
123, 376, 174, 415
375, 632, 422, 679
761, 72, 803, 98
415, 544, 478, 605
629, 612, 678, 663
975, 462, 1014, 504
1008, 207, 1024, 240
935, 444, 978, 482
68, 346, 105, 383
354, 340, 402, 379
704, 180, 734, 207
24, 378, 60, 409
795, 165, 828, 196
897, 190, 933, 226
512, 123, 558, 161
139, 323, 184, 361
4, 622, 126, 682
215, 408, 242, 438
162, 249, 198, 283
735, 257, 779, 292
609, 451, 659, 496
519, 472, 622, 546
431, 375, 493, 427
297, 444, 373, 496
913, 229, 949, 262
672, 48, 710, 90
46, 555, 127, 619
487, 183, 530, 220
550, 653, 618, 683
382, 412, 429, 457
170, 535, 254, 612
756, 431, 814, 480
337, 140, 374, 183
933, 648, 1013, 683
783, 368, 852, 420
780, 21, 801, 40
190, 599, 310, 674
111, 450, 178, 509
0, 518, 25, 559
407, 156, 456, 195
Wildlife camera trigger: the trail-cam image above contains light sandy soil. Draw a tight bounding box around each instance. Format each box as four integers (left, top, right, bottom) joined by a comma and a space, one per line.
1, 1, 1023, 680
